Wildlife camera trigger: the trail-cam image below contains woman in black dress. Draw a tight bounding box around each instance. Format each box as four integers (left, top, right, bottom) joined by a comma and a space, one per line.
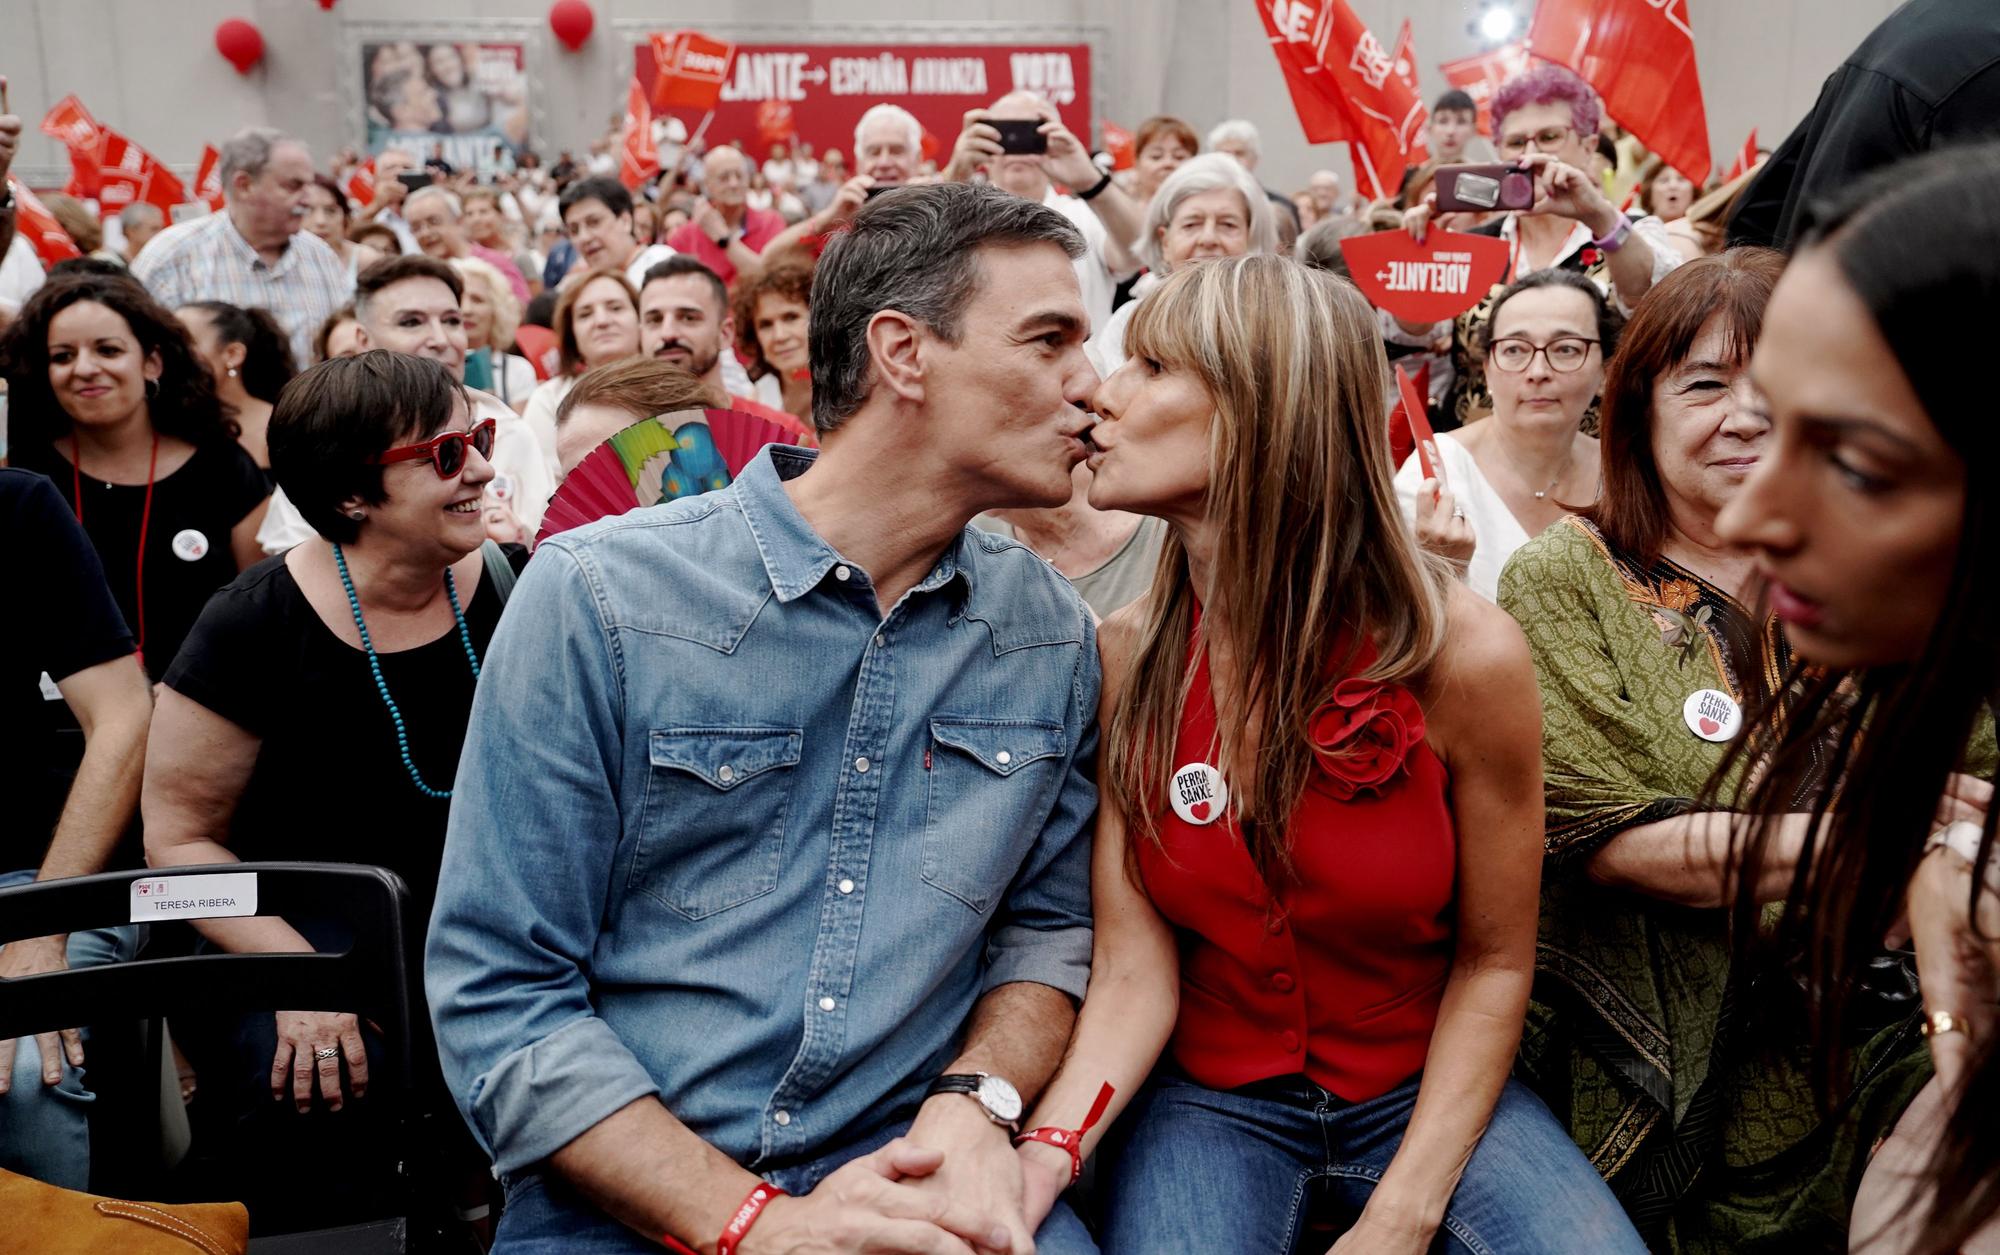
0, 271, 269, 680
142, 352, 523, 1234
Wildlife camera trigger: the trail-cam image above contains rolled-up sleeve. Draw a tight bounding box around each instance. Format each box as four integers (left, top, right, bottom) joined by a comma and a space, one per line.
982, 610, 1100, 1001
426, 544, 660, 1175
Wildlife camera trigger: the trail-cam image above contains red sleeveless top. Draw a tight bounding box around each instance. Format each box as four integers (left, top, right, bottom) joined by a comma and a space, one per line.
1135, 619, 1458, 1101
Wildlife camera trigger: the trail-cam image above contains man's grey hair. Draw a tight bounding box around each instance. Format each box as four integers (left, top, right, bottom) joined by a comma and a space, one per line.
404, 185, 464, 220
218, 127, 302, 197
1295, 215, 1369, 279
809, 183, 1084, 435
1140, 152, 1276, 273
1206, 119, 1262, 160
119, 202, 164, 230
853, 103, 923, 158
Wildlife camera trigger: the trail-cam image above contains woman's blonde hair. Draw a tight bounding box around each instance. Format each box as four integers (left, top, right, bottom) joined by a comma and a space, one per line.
1107, 255, 1451, 879
449, 256, 521, 352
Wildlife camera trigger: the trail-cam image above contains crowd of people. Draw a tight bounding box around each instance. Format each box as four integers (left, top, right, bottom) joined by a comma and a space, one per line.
4, 2, 2000, 1252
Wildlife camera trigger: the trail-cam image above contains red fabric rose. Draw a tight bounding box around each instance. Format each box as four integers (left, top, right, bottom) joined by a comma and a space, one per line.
1308, 678, 1427, 801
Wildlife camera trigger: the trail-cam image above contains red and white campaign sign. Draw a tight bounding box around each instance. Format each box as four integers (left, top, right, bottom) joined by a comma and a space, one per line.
634, 42, 1091, 160
650, 31, 735, 112
1340, 228, 1511, 323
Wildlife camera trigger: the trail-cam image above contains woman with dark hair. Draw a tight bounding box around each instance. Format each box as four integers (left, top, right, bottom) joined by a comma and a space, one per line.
731, 263, 813, 424
1495, 249, 1943, 1250
1394, 268, 1620, 601
176, 301, 298, 473
0, 271, 269, 678
143, 350, 523, 1235
1717, 145, 2000, 1255
303, 173, 383, 287
1013, 255, 1645, 1254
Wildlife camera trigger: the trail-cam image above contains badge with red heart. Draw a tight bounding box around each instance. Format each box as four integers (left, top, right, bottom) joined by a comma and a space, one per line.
1338, 228, 1512, 323
1170, 762, 1228, 827
1682, 689, 1742, 743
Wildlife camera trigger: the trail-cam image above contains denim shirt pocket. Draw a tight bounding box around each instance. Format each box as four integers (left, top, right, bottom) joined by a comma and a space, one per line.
921, 717, 1066, 914
633, 727, 803, 920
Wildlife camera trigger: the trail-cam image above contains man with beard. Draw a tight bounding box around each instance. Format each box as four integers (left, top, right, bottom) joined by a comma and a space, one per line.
636, 256, 809, 441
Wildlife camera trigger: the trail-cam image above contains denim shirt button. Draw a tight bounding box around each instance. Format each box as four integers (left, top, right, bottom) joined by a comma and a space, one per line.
773, 1110, 792, 1126
855, 756, 870, 773
837, 878, 856, 895
718, 764, 735, 783
874, 633, 885, 648
996, 751, 1012, 765
835, 565, 852, 581
818, 996, 837, 1011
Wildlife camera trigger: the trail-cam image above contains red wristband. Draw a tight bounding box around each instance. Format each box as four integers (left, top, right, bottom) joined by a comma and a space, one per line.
715, 1181, 787, 1255
1013, 1081, 1115, 1185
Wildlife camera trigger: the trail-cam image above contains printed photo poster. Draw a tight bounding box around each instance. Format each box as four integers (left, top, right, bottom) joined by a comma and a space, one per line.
364, 40, 529, 176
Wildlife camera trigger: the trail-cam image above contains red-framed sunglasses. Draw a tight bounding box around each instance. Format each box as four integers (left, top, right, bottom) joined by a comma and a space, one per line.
369, 417, 498, 478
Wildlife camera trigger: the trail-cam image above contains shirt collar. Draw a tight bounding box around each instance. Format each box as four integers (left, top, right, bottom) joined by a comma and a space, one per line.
735, 445, 974, 607
1500, 212, 1592, 267
215, 211, 295, 273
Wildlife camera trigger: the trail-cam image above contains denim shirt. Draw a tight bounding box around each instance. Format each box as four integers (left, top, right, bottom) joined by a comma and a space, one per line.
426, 447, 1100, 1177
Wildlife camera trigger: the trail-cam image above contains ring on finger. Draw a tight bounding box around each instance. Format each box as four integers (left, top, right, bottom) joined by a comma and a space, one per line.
313, 1046, 341, 1061
1921, 1009, 1967, 1040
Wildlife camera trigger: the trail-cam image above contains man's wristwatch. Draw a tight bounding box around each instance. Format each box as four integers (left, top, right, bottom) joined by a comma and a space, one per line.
925, 1071, 1024, 1133
712, 228, 734, 249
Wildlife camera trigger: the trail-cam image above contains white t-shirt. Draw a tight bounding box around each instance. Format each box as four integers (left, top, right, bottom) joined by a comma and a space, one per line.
623, 243, 677, 294
0, 235, 47, 318
1042, 187, 1118, 336
1392, 431, 1532, 604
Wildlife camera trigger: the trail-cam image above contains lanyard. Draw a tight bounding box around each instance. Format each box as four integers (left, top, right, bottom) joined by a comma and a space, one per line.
71, 432, 160, 667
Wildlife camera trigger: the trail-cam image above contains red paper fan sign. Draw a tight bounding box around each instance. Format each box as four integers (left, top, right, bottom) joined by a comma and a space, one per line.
1340, 228, 1510, 324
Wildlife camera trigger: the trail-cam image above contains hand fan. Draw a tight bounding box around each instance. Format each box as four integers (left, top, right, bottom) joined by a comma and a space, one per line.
535, 407, 799, 545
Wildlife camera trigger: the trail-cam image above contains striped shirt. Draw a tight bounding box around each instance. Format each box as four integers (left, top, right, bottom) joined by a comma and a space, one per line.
130, 212, 350, 366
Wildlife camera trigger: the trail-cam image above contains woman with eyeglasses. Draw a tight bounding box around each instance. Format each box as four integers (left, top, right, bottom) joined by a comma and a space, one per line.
1395, 269, 1620, 601
141, 352, 524, 1233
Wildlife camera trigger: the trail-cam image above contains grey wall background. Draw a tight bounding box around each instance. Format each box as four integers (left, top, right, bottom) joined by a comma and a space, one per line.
1, 0, 1904, 194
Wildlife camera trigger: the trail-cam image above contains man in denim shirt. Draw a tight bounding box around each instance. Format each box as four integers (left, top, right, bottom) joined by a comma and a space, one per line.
428, 184, 1104, 1254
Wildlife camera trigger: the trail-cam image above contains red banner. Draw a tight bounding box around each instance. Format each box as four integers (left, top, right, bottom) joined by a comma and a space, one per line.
1724, 128, 1758, 182
347, 158, 376, 208
194, 145, 225, 211
620, 77, 661, 190
91, 130, 189, 217
650, 31, 735, 112
1392, 20, 1429, 166
1438, 43, 1532, 136
1339, 228, 1511, 323
1255, 0, 1425, 200
9, 177, 83, 267
41, 95, 104, 198
1101, 120, 1135, 171
1529, 0, 1712, 185
634, 42, 1091, 162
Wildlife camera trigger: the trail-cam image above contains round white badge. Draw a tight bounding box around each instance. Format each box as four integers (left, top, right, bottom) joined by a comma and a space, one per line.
1169, 762, 1228, 826
488, 473, 515, 502
170, 528, 210, 562
1683, 689, 1742, 743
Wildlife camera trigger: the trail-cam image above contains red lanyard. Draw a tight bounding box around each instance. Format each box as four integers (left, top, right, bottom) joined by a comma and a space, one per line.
71, 432, 160, 666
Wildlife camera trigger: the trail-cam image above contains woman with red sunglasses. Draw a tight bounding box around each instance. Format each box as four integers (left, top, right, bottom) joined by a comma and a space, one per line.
140, 352, 525, 1236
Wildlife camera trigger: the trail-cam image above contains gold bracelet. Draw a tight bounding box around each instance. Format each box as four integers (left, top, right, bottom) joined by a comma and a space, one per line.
1921, 1009, 1967, 1040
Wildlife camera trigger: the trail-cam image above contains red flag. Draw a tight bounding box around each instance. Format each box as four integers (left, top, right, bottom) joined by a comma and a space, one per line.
194, 145, 226, 211
91, 129, 189, 218
1255, 0, 1426, 200
7, 177, 84, 267
620, 77, 661, 191
1724, 128, 1758, 182
1101, 121, 1136, 171
347, 158, 377, 208
41, 95, 105, 198
1392, 20, 1430, 166
1528, 0, 1712, 185
649, 31, 734, 112
1438, 43, 1531, 136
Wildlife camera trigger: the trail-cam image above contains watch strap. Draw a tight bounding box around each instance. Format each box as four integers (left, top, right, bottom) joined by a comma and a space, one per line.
1076, 169, 1115, 202
925, 1072, 1021, 1132
1591, 216, 1631, 253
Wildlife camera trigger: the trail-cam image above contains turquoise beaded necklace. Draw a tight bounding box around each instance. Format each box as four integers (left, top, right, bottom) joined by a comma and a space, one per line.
332, 542, 481, 799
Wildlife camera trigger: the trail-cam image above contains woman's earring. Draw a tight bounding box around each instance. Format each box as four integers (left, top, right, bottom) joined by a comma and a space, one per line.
348, 510, 366, 521
144, 377, 161, 400
227, 367, 239, 378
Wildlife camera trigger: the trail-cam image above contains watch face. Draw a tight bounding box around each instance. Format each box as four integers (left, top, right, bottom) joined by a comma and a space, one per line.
977, 1074, 1024, 1122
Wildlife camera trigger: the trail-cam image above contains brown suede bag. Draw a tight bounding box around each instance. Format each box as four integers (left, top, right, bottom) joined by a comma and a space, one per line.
0, 1167, 248, 1254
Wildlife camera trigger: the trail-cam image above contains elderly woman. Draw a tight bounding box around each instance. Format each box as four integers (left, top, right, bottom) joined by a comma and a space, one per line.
1495, 251, 1954, 1251
1403, 64, 1681, 425
144, 351, 523, 1231
1394, 269, 1618, 601
1127, 115, 1199, 207
1085, 152, 1275, 377
519, 267, 642, 475
731, 262, 813, 425
450, 255, 536, 410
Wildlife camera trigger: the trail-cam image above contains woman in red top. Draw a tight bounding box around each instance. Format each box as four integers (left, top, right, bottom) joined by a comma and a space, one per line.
1013, 256, 1644, 1254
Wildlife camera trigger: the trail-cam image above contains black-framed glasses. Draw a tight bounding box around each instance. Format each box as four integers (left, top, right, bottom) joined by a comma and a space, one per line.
1498, 125, 1575, 157
369, 417, 498, 478
1487, 336, 1600, 373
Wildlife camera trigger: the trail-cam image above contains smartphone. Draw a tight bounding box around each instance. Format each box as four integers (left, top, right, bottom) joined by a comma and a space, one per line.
1434, 163, 1534, 213
864, 183, 895, 199
396, 170, 435, 192
980, 118, 1048, 156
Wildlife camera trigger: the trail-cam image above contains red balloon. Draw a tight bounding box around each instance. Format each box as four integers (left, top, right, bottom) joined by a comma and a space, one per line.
215, 19, 265, 75
317, 0, 336, 9
548, 0, 594, 51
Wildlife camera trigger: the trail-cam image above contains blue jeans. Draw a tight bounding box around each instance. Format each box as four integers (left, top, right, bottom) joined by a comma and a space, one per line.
1097, 1071, 1646, 1255
0, 867, 145, 1191
493, 1115, 1095, 1253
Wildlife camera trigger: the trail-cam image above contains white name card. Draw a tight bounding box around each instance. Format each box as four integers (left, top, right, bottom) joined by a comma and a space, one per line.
129, 872, 259, 922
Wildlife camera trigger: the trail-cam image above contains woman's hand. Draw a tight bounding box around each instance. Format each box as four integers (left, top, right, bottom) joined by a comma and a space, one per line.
1908, 830, 2000, 1093
1413, 478, 1476, 568
271, 1010, 368, 1113
1518, 153, 1616, 235
1325, 1204, 1434, 1255
1015, 1141, 1071, 1235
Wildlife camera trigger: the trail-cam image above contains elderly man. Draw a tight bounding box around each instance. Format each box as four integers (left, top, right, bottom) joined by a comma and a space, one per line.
404, 184, 532, 306
132, 128, 348, 365
663, 146, 783, 286
429, 183, 1103, 1254
1207, 118, 1303, 235
764, 104, 925, 263
118, 204, 165, 265
558, 176, 675, 292
945, 91, 1142, 334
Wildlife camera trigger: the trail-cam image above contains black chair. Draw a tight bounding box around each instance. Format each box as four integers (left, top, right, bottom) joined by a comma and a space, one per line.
0, 862, 437, 1253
